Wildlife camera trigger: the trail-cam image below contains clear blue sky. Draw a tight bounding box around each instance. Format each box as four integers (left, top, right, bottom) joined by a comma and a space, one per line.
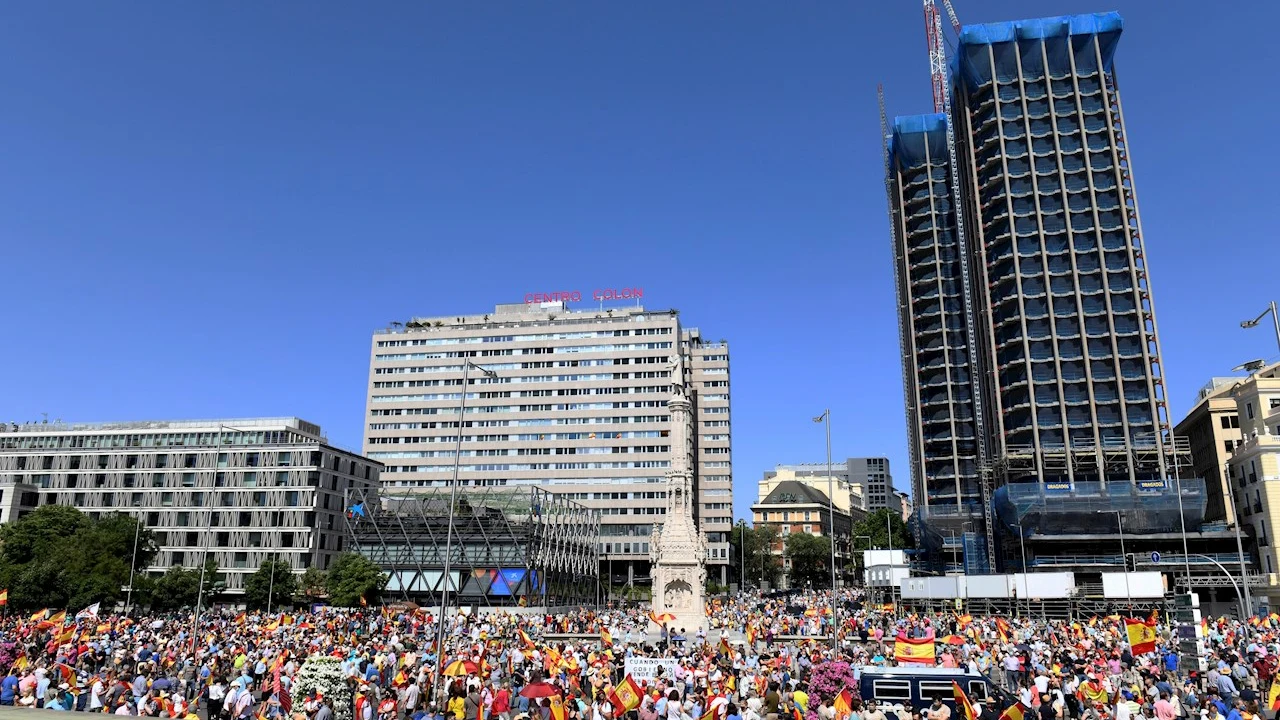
2, 2, 1277, 525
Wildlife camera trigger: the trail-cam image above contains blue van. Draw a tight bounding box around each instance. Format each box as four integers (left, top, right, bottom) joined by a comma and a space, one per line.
857, 667, 1008, 709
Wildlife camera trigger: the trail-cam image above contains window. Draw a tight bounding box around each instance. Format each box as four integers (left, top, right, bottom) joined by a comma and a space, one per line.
234, 552, 248, 568
1221, 415, 1240, 429
177, 512, 190, 527
1271, 398, 1280, 410
1247, 403, 1255, 420
920, 681, 959, 699
161, 492, 174, 506
1225, 440, 1236, 455
873, 681, 912, 701
152, 474, 165, 488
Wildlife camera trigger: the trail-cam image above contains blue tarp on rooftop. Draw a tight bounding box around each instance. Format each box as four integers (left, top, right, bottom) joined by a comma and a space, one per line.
888, 113, 948, 170
955, 12, 1123, 88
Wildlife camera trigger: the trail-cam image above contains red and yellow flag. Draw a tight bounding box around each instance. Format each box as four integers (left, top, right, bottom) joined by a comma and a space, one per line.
0, 589, 8, 606
952, 682, 976, 720
519, 628, 534, 647
719, 636, 733, 657
746, 626, 757, 645
609, 675, 643, 714
833, 689, 853, 720
29, 608, 48, 623
1267, 682, 1280, 712
893, 632, 936, 665
601, 629, 613, 647
999, 702, 1029, 720
549, 696, 567, 720
995, 617, 1011, 643
1125, 617, 1158, 655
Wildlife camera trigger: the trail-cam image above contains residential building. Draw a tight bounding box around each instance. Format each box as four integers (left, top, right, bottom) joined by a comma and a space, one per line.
895, 490, 913, 522
751, 480, 863, 589
887, 12, 1205, 575
761, 458, 899, 515
1174, 379, 1245, 524
1226, 364, 1280, 586
862, 549, 910, 601
363, 300, 733, 586
0, 418, 379, 593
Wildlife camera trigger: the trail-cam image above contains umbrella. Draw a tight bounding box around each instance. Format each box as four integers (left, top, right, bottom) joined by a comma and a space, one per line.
942, 635, 966, 646
519, 681, 560, 699
442, 660, 478, 677
650, 613, 676, 626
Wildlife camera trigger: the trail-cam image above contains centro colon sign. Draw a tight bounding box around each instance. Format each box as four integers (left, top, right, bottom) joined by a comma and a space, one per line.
524, 287, 644, 304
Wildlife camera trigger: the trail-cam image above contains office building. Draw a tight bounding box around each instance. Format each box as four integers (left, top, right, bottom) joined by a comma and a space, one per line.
751, 480, 861, 589
887, 12, 1204, 574
1225, 364, 1280, 587
1175, 379, 1245, 524
363, 300, 733, 585
761, 458, 899, 515
0, 418, 380, 593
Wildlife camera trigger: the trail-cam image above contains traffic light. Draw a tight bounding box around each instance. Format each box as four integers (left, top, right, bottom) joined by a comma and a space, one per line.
1125, 553, 1137, 572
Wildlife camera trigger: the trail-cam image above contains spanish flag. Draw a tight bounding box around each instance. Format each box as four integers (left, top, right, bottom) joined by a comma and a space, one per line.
719, 636, 733, 657
833, 689, 853, 720
47, 610, 67, 626
1078, 679, 1109, 706
701, 704, 718, 720
1125, 617, 1158, 655
601, 629, 613, 647
893, 632, 936, 665
0, 589, 7, 606
1267, 681, 1280, 712
999, 702, 1030, 720
29, 608, 48, 623
994, 617, 1011, 643
233, 612, 247, 625
952, 682, 976, 720
549, 696, 567, 720
955, 614, 972, 629
53, 626, 76, 645
519, 629, 535, 647
609, 675, 644, 714
746, 626, 758, 646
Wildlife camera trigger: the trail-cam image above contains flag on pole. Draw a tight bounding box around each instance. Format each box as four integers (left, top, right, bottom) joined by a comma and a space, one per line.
608, 675, 643, 714
719, 636, 733, 657
1124, 617, 1158, 655
994, 617, 1011, 643
601, 629, 613, 647
549, 696, 567, 720
1267, 681, 1280, 711
998, 702, 1030, 720
952, 682, 976, 720
76, 603, 100, 620
0, 589, 8, 606
833, 689, 853, 720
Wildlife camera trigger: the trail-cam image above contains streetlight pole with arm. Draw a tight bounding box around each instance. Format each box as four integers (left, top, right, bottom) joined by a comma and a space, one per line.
813, 410, 839, 652
1240, 301, 1280, 357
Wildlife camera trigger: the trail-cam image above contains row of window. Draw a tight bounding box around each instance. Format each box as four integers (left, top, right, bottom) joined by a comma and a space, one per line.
374, 342, 673, 360
376, 327, 674, 348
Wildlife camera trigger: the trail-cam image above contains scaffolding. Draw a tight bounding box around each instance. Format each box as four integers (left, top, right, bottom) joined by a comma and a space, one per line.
345, 485, 600, 608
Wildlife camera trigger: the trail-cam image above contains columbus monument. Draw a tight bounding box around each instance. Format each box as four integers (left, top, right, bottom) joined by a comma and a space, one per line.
650, 354, 707, 633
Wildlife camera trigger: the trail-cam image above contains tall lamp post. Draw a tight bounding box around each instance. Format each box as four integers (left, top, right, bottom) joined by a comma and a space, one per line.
125, 512, 142, 616
1240, 300, 1280, 356
813, 410, 839, 652
737, 520, 748, 593
434, 360, 497, 705
1097, 510, 1131, 614
1222, 461, 1254, 619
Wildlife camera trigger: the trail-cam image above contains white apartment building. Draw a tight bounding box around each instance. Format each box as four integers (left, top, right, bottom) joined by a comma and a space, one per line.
363, 300, 733, 586
0, 417, 380, 593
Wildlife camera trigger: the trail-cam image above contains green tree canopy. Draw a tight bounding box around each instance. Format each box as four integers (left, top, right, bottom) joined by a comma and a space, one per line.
730, 523, 782, 589
325, 553, 386, 607
0, 507, 157, 610
244, 559, 299, 611
785, 532, 833, 589
299, 567, 328, 602
851, 509, 914, 552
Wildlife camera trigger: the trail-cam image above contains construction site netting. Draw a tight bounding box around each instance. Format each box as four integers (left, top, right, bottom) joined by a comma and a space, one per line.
889, 113, 948, 170
993, 477, 1207, 536
954, 12, 1122, 89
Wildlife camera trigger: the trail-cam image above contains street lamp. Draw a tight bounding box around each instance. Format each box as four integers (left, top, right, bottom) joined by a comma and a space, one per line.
1097, 510, 1131, 614
813, 410, 839, 652
1240, 301, 1280, 356
737, 520, 748, 593
1222, 461, 1254, 619
434, 360, 497, 704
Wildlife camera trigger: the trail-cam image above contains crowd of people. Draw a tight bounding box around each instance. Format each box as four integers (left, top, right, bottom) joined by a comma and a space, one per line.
0, 589, 1274, 720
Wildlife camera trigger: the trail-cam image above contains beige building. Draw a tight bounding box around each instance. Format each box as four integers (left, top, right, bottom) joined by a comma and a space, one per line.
751, 480, 864, 589
759, 465, 864, 515
364, 300, 733, 585
1227, 363, 1280, 580
1174, 379, 1245, 524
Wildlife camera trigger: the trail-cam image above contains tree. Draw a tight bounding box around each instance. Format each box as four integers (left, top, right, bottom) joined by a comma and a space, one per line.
730, 523, 782, 589
299, 567, 328, 602
245, 559, 298, 611
0, 506, 157, 610
325, 553, 386, 607
851, 509, 914, 552
151, 566, 202, 611
785, 532, 833, 589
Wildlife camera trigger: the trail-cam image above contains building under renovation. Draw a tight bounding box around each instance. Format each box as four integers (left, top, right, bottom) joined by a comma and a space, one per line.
885, 8, 1258, 601
344, 485, 599, 608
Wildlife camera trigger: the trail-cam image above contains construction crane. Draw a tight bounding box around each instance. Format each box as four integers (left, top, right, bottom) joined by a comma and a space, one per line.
920, 0, 998, 571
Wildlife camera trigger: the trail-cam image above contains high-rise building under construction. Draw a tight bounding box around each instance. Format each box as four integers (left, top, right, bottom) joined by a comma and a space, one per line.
887, 12, 1205, 572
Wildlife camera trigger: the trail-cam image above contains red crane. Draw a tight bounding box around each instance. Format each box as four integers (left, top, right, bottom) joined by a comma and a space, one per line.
922, 0, 962, 113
